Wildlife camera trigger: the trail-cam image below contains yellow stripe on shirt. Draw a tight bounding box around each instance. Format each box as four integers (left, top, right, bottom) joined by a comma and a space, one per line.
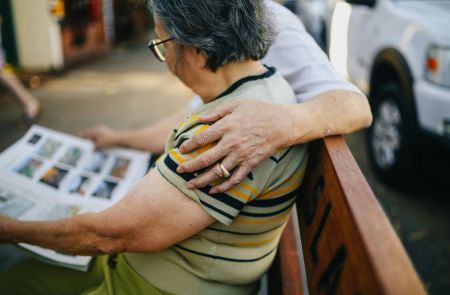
261, 169, 304, 195
259, 171, 305, 199
194, 125, 210, 135
227, 235, 279, 248
234, 209, 292, 225
169, 150, 186, 163
227, 187, 252, 203
178, 115, 200, 129
238, 182, 259, 196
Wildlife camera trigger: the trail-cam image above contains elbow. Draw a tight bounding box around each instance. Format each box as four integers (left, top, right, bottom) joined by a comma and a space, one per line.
361, 95, 373, 129
361, 105, 373, 129
350, 92, 373, 130
91, 222, 167, 254
365, 112, 373, 128
96, 237, 128, 255
89, 219, 132, 255
87, 214, 174, 254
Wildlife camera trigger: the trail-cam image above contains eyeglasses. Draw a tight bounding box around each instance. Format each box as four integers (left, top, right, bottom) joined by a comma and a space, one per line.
148, 37, 175, 62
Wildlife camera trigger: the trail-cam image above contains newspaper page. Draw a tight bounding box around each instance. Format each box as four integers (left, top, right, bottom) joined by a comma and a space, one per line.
0, 125, 151, 271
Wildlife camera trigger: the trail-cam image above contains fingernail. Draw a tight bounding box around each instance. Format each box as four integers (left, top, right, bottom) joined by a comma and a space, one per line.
177, 166, 184, 173
187, 182, 194, 189
209, 188, 217, 194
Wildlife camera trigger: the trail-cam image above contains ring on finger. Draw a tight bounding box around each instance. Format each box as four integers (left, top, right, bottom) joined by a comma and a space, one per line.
219, 163, 231, 178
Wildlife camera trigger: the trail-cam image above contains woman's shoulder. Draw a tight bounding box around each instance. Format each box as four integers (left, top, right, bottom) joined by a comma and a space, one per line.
233, 66, 297, 105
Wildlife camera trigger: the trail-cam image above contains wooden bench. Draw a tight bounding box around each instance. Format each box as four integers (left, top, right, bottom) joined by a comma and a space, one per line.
267, 136, 427, 295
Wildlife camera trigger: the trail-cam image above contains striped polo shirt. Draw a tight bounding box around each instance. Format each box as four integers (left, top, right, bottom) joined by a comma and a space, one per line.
125, 66, 308, 295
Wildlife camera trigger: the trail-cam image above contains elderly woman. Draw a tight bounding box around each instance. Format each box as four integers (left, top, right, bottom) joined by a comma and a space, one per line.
0, 0, 307, 294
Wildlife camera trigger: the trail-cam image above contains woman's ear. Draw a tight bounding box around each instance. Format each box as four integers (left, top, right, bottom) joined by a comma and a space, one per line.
180, 46, 208, 71
194, 48, 209, 69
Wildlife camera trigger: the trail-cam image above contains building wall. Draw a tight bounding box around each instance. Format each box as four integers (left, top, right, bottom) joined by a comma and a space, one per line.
11, 0, 63, 71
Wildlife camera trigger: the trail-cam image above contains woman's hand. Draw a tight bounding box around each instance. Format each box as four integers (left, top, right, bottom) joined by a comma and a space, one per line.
177, 99, 295, 193
80, 125, 119, 149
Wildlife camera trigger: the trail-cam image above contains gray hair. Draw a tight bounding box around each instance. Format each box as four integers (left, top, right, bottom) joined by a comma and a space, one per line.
150, 0, 276, 71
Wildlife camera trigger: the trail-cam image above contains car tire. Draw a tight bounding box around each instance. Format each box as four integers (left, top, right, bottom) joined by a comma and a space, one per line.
367, 82, 417, 182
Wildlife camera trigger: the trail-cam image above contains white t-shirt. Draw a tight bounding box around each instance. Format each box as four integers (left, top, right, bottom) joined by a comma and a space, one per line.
264, 0, 360, 103
189, 1, 360, 110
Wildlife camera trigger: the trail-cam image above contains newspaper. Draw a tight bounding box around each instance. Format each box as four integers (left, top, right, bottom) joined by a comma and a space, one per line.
0, 125, 151, 271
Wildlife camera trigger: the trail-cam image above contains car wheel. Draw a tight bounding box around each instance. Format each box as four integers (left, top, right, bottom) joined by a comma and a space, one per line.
367, 82, 416, 182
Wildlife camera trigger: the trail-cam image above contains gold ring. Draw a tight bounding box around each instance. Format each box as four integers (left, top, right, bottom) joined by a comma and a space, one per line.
220, 163, 231, 178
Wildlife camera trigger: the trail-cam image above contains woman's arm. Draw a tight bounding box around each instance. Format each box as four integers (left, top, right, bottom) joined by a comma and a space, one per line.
81, 106, 188, 153
0, 169, 215, 255
177, 89, 372, 193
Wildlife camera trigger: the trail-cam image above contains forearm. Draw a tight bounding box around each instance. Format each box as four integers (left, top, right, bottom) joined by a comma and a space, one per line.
4, 214, 121, 256
114, 106, 188, 153
285, 90, 373, 146
1, 169, 213, 256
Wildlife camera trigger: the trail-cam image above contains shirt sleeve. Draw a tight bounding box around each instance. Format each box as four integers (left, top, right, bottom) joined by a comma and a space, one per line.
263, 1, 361, 103
156, 125, 263, 225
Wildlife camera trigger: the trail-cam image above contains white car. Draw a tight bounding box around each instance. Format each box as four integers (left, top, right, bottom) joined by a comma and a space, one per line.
328, 0, 450, 181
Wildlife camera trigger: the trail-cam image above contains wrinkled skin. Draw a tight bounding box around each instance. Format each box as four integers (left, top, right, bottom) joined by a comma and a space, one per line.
178, 99, 295, 193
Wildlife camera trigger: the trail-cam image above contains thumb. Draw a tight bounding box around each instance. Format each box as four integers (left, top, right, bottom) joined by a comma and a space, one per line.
199, 99, 243, 123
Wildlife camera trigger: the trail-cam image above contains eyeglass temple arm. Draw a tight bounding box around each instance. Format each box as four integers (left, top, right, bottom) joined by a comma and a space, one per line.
151, 37, 175, 47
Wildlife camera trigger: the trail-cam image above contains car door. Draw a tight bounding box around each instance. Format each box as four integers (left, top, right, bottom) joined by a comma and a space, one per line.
345, 0, 380, 91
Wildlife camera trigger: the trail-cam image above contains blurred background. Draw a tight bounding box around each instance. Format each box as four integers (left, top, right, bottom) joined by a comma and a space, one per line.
0, 0, 449, 294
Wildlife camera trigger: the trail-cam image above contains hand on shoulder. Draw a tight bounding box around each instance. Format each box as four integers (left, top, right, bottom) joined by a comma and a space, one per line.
178, 99, 295, 193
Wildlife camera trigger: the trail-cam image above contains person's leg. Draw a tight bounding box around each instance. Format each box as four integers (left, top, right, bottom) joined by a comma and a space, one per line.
0, 70, 40, 119
82, 255, 170, 295
0, 256, 105, 295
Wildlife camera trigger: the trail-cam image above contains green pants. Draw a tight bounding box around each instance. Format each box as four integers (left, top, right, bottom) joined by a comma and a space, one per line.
0, 254, 170, 295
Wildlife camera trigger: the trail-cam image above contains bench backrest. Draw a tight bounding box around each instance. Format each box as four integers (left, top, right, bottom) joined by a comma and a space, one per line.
268, 136, 427, 295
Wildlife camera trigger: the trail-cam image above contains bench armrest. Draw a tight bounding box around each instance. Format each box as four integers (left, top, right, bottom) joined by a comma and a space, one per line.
268, 136, 426, 295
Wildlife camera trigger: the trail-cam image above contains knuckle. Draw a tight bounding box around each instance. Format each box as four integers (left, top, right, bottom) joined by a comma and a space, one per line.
198, 177, 211, 186
178, 165, 188, 173
220, 121, 234, 133
225, 137, 242, 151
223, 141, 235, 153
211, 166, 223, 178
254, 149, 269, 161
200, 156, 213, 167
189, 135, 200, 146
196, 133, 208, 146
189, 179, 200, 187
248, 158, 261, 168
230, 177, 241, 186
228, 120, 240, 131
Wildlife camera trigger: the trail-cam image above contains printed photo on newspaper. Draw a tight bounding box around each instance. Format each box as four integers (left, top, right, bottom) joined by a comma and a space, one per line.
0, 125, 151, 271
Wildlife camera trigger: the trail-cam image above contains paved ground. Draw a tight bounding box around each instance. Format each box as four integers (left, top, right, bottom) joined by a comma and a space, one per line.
346, 132, 450, 294
1, 44, 449, 294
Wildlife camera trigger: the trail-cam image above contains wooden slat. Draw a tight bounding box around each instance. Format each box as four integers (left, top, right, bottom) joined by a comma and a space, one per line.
268, 216, 304, 295
296, 136, 427, 295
